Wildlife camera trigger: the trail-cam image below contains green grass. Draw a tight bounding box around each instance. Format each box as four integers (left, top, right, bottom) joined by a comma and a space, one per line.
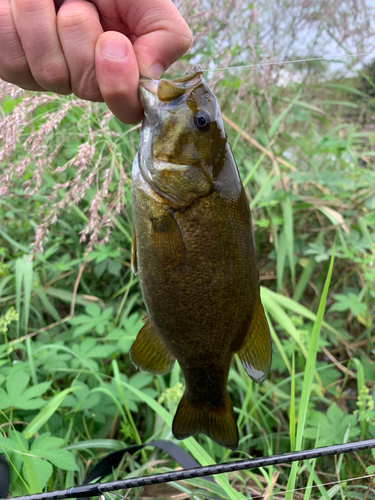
286, 245, 335, 499
1, 51, 375, 499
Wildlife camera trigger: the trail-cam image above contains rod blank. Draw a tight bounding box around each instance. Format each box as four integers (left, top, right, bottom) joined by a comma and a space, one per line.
6, 438, 375, 500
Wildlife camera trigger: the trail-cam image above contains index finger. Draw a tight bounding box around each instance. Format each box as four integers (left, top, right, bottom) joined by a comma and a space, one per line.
124, 0, 193, 79
94, 0, 191, 124
11, 0, 70, 93
97, 0, 192, 78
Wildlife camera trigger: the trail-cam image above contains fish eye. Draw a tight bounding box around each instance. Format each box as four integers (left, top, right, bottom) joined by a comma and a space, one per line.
193, 110, 212, 132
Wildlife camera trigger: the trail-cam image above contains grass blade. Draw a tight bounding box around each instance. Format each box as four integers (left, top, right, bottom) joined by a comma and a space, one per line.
23, 257, 33, 334
293, 256, 316, 302
119, 377, 243, 500
23, 257, 36, 385
242, 152, 267, 187
261, 292, 308, 358
285, 244, 335, 500
267, 311, 292, 374
15, 256, 37, 384
261, 286, 344, 339
35, 286, 62, 324
111, 360, 146, 461
283, 197, 295, 286
15, 258, 23, 338
276, 229, 287, 292
290, 352, 296, 452
23, 387, 81, 440
250, 170, 280, 209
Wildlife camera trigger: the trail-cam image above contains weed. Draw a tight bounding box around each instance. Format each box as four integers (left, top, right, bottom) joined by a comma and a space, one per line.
1, 3, 375, 497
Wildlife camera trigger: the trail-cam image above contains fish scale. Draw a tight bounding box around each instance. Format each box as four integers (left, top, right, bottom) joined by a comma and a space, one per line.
130, 65, 272, 449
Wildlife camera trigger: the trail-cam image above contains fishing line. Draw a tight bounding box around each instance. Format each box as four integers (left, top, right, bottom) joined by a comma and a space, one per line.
203, 51, 375, 72
2, 43, 374, 500
5, 438, 375, 500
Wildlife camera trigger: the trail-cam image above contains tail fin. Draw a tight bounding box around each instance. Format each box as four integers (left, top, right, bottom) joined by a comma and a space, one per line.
172, 391, 239, 450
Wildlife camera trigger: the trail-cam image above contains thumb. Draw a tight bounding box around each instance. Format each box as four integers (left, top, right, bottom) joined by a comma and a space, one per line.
95, 31, 142, 124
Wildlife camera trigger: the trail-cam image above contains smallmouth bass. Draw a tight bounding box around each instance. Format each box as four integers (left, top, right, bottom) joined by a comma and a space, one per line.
130, 66, 271, 450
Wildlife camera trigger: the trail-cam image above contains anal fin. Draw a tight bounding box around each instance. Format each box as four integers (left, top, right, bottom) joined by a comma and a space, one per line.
130, 316, 175, 374
151, 209, 185, 267
236, 297, 272, 383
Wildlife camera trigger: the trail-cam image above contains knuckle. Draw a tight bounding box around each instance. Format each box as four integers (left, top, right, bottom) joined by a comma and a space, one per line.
35, 58, 70, 90
0, 53, 29, 81
168, 18, 192, 54
19, 0, 50, 15
1, 52, 28, 73
72, 69, 102, 101
75, 88, 103, 102
180, 29, 193, 54
180, 24, 193, 52
0, 66, 37, 91
57, 3, 97, 34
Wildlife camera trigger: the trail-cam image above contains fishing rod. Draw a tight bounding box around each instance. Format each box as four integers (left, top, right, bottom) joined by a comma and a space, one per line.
6, 438, 375, 500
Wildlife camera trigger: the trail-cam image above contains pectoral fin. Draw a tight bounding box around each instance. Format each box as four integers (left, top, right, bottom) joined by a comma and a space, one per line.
130, 316, 176, 374
150, 209, 186, 267
236, 298, 272, 383
131, 231, 137, 275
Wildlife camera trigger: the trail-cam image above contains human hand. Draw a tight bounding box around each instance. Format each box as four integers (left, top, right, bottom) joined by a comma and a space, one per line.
0, 0, 192, 123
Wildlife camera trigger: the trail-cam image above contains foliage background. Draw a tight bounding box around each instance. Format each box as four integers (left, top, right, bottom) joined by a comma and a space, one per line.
1, 0, 375, 498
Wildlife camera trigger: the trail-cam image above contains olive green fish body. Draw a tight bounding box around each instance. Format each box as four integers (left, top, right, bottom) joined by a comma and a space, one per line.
130, 67, 271, 449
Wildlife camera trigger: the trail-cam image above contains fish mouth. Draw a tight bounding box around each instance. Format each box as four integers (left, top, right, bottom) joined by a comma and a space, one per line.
139, 65, 203, 110
139, 76, 158, 96
139, 77, 160, 129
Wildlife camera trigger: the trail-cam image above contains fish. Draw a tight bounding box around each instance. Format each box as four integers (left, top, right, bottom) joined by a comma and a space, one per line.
130, 65, 271, 450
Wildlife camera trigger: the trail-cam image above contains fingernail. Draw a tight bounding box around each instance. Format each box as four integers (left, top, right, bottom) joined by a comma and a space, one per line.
100, 39, 127, 59
147, 63, 164, 80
